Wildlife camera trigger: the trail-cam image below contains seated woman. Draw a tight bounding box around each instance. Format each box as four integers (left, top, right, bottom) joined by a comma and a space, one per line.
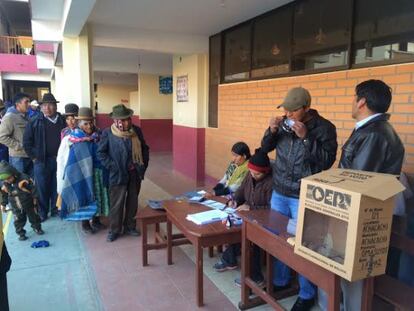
207, 142, 251, 198
213, 149, 273, 287
60, 108, 109, 233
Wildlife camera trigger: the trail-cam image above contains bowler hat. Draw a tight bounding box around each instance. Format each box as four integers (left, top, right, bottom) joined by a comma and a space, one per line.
76, 107, 94, 120
64, 103, 79, 116
40, 93, 59, 104
109, 104, 133, 119
277, 87, 311, 111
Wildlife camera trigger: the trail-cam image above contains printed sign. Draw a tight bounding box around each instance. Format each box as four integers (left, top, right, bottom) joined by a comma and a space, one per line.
176, 75, 188, 102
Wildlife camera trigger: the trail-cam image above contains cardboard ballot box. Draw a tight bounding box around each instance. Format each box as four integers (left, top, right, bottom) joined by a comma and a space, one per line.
294, 169, 405, 282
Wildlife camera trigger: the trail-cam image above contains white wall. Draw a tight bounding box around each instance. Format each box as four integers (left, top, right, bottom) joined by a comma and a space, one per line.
138, 73, 172, 119
95, 84, 137, 114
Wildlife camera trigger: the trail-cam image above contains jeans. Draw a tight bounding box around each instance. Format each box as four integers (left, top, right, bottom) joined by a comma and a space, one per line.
271, 190, 316, 300
9, 156, 33, 177
221, 243, 263, 282
33, 157, 58, 219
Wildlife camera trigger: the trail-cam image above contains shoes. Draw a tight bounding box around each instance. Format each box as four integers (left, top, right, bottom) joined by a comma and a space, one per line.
91, 217, 105, 230
82, 222, 96, 234
50, 211, 59, 217
34, 228, 44, 235
124, 228, 140, 236
234, 277, 265, 288
40, 215, 48, 222
19, 234, 28, 241
291, 297, 315, 311
213, 261, 238, 272
106, 232, 118, 242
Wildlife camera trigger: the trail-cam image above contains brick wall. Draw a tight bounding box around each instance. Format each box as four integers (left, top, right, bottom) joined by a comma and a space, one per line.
205, 63, 414, 179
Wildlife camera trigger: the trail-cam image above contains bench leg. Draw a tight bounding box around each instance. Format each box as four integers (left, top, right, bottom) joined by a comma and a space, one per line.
141, 220, 148, 267
167, 220, 173, 265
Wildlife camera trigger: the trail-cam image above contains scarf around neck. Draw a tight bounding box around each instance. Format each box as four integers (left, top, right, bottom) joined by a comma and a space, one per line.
110, 124, 143, 165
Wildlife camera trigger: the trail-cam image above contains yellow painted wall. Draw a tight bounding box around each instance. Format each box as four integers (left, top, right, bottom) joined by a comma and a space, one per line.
130, 91, 139, 114
95, 84, 137, 114
138, 74, 172, 119
172, 54, 208, 128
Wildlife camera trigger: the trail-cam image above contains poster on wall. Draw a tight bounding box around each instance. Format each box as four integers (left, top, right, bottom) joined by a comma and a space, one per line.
159, 76, 173, 94
176, 75, 188, 102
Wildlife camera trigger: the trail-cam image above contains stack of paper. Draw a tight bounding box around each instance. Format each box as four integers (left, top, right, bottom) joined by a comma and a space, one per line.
201, 200, 227, 210
186, 209, 228, 225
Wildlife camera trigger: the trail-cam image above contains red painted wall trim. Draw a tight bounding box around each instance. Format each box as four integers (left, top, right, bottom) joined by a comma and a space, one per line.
173, 124, 205, 181
140, 119, 172, 152
35, 43, 54, 53
0, 54, 38, 73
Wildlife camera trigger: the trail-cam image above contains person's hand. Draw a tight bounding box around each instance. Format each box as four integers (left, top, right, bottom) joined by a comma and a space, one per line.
269, 116, 283, 133
291, 120, 308, 139
236, 204, 250, 212
204, 191, 214, 199
226, 200, 237, 208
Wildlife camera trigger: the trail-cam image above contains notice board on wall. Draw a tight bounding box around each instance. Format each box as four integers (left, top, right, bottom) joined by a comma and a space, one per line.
176, 75, 188, 102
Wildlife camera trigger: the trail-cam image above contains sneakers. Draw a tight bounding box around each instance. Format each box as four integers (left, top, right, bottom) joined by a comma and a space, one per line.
124, 228, 140, 236
213, 261, 238, 272
106, 232, 119, 242
34, 228, 44, 235
18, 234, 28, 241
234, 277, 265, 288
291, 297, 315, 311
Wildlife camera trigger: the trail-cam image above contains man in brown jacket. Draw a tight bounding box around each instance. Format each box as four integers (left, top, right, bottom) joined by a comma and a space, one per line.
213, 149, 273, 287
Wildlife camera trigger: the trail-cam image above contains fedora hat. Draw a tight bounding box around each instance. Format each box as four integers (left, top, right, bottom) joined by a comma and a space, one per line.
40, 93, 59, 104
109, 104, 133, 119
63, 103, 79, 116
76, 107, 94, 120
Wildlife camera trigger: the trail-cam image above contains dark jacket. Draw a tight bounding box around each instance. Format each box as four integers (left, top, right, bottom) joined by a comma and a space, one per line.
97, 125, 149, 186
0, 172, 36, 209
339, 114, 404, 174
233, 173, 273, 209
23, 113, 66, 162
261, 109, 338, 198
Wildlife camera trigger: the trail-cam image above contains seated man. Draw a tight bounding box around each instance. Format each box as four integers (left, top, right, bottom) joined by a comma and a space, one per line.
213, 149, 273, 287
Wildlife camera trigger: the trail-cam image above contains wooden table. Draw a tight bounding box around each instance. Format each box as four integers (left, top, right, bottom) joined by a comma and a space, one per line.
136, 206, 188, 266
163, 199, 241, 307
238, 209, 341, 311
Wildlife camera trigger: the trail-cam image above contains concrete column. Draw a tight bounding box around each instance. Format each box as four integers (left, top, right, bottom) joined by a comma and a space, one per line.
172, 53, 208, 181
61, 24, 93, 108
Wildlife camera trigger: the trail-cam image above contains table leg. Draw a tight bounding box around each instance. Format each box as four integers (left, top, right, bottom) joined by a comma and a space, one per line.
361, 277, 374, 311
327, 276, 341, 311
266, 252, 273, 294
195, 240, 204, 307
208, 246, 214, 258
142, 220, 148, 267
167, 219, 173, 265
240, 221, 250, 307
155, 222, 160, 243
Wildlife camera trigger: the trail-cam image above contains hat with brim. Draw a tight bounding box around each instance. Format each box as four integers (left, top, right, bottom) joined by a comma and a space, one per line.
39, 93, 59, 104
277, 87, 311, 112
0, 160, 15, 181
63, 103, 79, 116
75, 107, 95, 120
109, 104, 133, 120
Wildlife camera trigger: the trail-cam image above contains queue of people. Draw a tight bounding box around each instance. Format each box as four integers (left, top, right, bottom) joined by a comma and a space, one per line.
0, 78, 406, 311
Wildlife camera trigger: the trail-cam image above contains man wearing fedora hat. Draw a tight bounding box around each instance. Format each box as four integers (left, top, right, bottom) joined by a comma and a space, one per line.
261, 87, 338, 311
0, 93, 33, 177
97, 104, 149, 242
23, 93, 66, 221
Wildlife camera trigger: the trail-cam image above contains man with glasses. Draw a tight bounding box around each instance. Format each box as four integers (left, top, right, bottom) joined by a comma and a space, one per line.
0, 93, 33, 176
261, 87, 338, 311
23, 93, 66, 221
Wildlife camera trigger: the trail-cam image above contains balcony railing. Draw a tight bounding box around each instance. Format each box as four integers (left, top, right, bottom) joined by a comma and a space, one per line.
0, 36, 34, 55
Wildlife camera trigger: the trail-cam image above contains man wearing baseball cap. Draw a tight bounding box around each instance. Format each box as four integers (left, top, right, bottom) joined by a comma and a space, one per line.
261, 87, 338, 311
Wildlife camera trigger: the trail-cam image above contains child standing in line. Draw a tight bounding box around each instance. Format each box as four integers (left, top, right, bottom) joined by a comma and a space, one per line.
0, 161, 44, 241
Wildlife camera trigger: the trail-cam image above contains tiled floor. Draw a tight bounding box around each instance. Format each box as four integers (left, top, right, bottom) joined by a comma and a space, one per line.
4, 152, 321, 310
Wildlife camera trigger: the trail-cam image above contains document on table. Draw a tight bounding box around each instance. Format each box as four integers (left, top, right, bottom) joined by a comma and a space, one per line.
201, 200, 227, 210
186, 209, 229, 225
